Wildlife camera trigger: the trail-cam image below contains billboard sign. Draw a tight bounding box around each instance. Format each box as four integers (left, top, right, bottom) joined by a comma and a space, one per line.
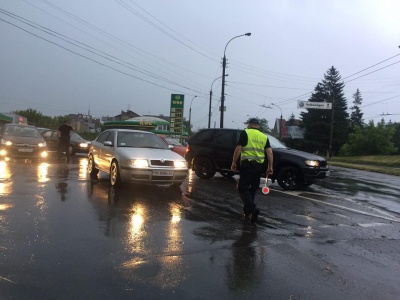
169, 94, 185, 138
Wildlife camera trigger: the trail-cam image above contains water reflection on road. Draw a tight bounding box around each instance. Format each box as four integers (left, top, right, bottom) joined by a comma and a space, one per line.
316, 166, 400, 214
86, 179, 192, 290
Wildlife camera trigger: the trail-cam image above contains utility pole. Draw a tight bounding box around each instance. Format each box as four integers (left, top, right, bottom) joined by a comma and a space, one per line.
328, 88, 335, 158
220, 33, 251, 128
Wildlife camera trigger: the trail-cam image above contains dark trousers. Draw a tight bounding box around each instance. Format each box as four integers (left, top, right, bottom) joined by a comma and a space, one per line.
237, 160, 263, 215
58, 137, 70, 158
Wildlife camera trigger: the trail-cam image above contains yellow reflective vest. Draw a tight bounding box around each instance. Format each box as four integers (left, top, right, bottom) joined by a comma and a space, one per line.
241, 129, 267, 163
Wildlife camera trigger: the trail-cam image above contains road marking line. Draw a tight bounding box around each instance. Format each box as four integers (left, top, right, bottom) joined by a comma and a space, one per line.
358, 222, 390, 228
274, 189, 400, 223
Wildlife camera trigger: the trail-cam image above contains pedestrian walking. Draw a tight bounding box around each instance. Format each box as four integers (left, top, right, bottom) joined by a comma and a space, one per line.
58, 120, 74, 160
231, 118, 273, 222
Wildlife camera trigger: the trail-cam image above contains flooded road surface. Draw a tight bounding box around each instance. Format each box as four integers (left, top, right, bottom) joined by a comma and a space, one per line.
1, 157, 399, 299
316, 166, 400, 214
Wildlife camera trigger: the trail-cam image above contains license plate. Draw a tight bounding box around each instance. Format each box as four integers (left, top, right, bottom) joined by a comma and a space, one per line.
18, 148, 33, 152
152, 170, 173, 176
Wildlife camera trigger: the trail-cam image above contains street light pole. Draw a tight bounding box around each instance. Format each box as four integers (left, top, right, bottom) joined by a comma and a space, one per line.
188, 95, 197, 135
209, 75, 228, 128
220, 32, 251, 128
271, 103, 283, 140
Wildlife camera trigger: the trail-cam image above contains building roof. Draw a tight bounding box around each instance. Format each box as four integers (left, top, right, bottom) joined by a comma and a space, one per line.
126, 116, 169, 124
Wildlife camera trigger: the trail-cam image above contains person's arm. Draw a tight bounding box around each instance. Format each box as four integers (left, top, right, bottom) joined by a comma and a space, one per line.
266, 147, 273, 174
231, 145, 242, 172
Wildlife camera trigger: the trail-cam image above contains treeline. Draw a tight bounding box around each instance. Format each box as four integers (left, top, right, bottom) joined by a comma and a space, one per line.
12, 108, 69, 129
296, 67, 399, 157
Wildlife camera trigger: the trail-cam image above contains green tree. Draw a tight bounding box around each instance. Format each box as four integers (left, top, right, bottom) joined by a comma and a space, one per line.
300, 67, 349, 155
387, 121, 400, 154
286, 113, 296, 126
350, 89, 364, 130
339, 120, 397, 156
12, 109, 68, 128
244, 117, 270, 133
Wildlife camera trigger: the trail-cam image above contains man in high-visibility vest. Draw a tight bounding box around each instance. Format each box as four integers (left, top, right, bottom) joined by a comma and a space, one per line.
231, 118, 273, 222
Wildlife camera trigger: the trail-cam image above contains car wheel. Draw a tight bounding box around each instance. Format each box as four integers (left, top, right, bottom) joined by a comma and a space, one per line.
68, 145, 76, 156
88, 155, 99, 178
277, 166, 304, 190
110, 160, 122, 186
219, 171, 235, 178
194, 157, 216, 179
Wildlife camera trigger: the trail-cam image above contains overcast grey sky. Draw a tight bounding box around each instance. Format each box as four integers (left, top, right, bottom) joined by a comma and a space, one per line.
1, 0, 399, 130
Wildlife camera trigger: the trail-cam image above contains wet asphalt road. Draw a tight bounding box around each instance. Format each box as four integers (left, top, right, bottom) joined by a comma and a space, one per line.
0, 156, 399, 300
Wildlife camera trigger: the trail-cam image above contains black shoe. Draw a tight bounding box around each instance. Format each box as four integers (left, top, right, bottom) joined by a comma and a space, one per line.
249, 209, 260, 223
242, 210, 249, 221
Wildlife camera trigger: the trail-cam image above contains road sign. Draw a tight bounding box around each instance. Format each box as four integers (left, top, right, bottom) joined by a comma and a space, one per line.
297, 100, 332, 110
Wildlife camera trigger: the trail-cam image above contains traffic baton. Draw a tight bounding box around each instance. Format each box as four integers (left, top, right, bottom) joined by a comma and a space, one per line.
262, 175, 270, 194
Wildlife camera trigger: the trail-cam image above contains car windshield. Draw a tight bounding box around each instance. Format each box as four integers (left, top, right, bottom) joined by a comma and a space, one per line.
266, 134, 287, 149
117, 132, 168, 149
164, 138, 182, 146
71, 132, 84, 140
4, 125, 42, 138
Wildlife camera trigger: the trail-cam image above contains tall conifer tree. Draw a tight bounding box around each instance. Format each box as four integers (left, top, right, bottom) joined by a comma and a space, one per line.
350, 89, 364, 129
300, 67, 349, 155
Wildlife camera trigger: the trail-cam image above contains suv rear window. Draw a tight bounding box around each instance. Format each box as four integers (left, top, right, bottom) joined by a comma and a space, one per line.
215, 130, 234, 145
194, 130, 215, 142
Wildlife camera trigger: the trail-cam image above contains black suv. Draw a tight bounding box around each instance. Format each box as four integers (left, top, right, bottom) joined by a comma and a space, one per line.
184, 128, 330, 190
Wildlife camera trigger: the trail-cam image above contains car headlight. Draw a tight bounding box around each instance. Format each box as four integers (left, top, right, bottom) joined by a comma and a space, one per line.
79, 143, 89, 148
174, 161, 187, 168
38, 142, 46, 147
305, 160, 319, 167
131, 159, 149, 167
0, 149, 6, 156
1, 139, 12, 146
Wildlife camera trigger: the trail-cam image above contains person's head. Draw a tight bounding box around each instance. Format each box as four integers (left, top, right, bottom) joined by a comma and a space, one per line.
247, 118, 260, 129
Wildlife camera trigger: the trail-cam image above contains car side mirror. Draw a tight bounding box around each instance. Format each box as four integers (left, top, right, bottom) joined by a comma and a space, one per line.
104, 141, 113, 147
168, 145, 174, 149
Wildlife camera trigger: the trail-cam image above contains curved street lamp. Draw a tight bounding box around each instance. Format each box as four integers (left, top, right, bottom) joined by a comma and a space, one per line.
220, 32, 251, 128
209, 75, 228, 128
232, 121, 239, 129
188, 95, 197, 134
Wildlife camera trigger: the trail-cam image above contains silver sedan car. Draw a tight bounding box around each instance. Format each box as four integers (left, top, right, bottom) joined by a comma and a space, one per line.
88, 129, 188, 186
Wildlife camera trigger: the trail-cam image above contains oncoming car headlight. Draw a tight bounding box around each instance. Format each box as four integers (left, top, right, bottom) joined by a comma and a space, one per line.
79, 142, 89, 148
305, 160, 319, 167
174, 161, 187, 168
131, 159, 149, 167
38, 142, 46, 147
1, 139, 12, 146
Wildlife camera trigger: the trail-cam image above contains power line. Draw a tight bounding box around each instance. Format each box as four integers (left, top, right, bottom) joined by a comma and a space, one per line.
0, 10, 210, 96
115, 0, 217, 62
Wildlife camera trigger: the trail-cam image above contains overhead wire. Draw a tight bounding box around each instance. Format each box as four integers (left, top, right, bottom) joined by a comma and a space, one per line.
115, 0, 217, 62
25, 0, 213, 81
0, 9, 209, 97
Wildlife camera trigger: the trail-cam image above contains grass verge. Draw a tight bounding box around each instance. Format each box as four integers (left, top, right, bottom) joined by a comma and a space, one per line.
328, 155, 400, 176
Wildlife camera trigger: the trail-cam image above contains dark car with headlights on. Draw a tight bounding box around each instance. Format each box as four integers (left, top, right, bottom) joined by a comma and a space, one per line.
185, 128, 329, 190
88, 129, 188, 187
39, 128, 91, 156
0, 124, 48, 161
